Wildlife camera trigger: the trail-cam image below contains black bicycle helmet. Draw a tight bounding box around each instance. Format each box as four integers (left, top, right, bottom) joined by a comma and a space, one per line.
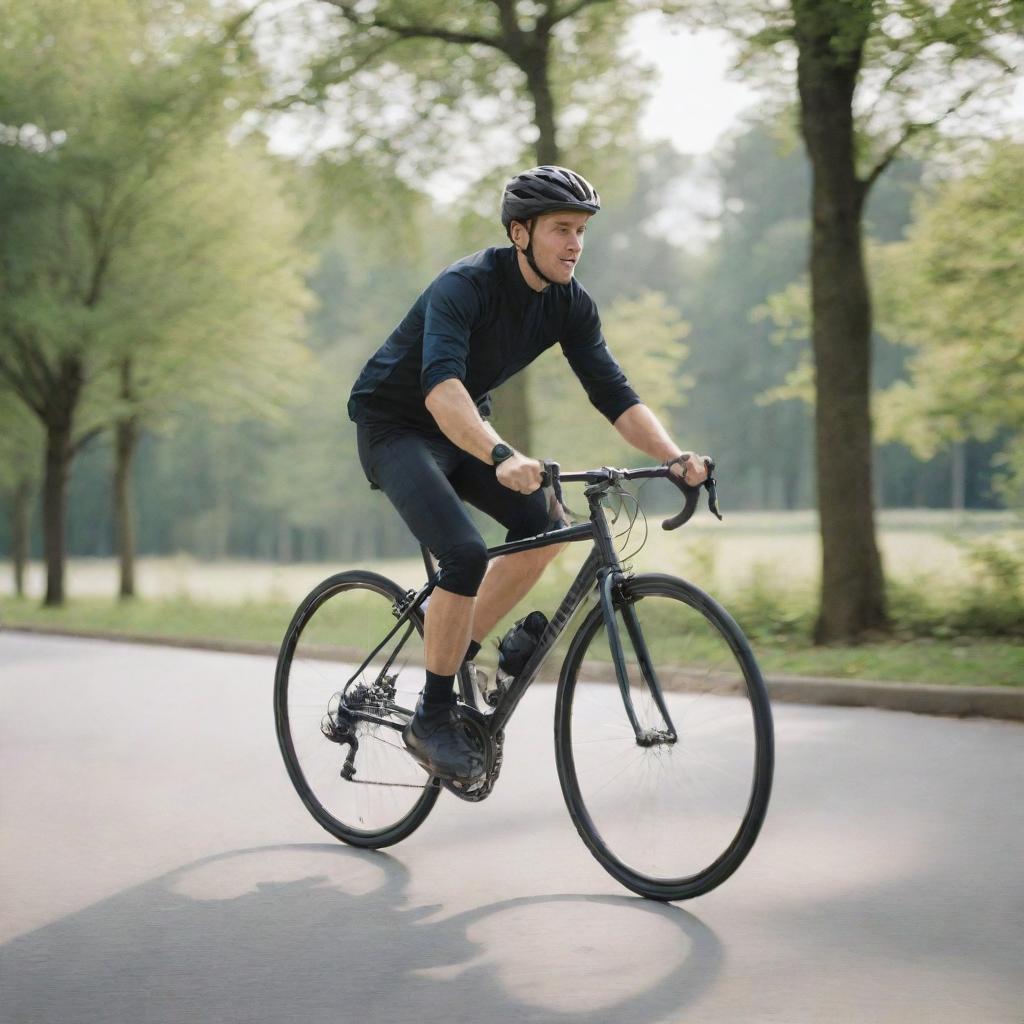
500, 165, 601, 235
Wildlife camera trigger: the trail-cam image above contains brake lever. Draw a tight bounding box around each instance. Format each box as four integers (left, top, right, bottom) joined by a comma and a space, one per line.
540, 460, 577, 525
704, 459, 722, 521
661, 458, 722, 531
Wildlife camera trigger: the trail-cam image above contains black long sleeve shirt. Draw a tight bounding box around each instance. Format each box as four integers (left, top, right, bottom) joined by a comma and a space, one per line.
348, 245, 640, 434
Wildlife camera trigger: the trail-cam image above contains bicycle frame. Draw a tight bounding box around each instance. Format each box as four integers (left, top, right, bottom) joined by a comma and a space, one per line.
343, 470, 678, 746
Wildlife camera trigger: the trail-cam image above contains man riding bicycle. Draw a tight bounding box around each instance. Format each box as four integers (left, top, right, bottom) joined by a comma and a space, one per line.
348, 165, 709, 784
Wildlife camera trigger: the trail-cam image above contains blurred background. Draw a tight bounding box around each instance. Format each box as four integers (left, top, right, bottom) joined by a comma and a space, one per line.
1, 0, 1022, 683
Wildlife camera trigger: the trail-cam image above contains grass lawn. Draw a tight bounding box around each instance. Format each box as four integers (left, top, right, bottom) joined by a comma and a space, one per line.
3, 594, 1021, 688
3, 510, 1021, 688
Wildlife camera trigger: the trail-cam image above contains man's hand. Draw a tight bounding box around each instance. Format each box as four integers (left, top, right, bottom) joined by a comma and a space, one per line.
667, 453, 711, 487
496, 453, 543, 493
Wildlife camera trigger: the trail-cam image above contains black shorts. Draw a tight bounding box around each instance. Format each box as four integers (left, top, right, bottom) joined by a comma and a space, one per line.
356, 422, 551, 594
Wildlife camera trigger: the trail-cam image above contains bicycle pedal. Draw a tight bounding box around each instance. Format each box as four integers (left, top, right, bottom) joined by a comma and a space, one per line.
448, 777, 477, 792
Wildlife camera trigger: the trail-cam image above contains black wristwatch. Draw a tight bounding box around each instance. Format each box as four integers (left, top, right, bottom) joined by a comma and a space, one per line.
491, 443, 515, 466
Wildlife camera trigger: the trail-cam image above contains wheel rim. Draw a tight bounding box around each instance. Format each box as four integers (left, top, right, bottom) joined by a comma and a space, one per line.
277, 579, 434, 840
563, 582, 770, 889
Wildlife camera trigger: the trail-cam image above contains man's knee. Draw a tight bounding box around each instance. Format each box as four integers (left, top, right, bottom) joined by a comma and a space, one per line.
438, 538, 489, 597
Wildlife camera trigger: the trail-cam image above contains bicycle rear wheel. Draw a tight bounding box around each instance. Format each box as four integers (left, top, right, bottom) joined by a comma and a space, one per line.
274, 570, 439, 848
555, 573, 773, 900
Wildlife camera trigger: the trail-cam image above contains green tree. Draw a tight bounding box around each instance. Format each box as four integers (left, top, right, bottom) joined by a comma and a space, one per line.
690, 0, 1022, 640
683, 118, 813, 509
874, 142, 1024, 505
245, 202, 440, 565
102, 142, 313, 597
52, 177, 447, 568
0, 0, 309, 603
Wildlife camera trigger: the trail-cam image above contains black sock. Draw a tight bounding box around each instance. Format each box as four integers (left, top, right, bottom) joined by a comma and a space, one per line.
423, 670, 455, 709
465, 639, 482, 663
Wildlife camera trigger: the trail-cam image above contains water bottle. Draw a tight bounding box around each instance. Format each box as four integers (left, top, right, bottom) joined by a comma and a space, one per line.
497, 610, 549, 683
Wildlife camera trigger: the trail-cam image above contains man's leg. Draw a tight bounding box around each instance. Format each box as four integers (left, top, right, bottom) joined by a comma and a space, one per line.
358, 424, 487, 678
469, 545, 565, 644
357, 424, 489, 780
423, 588, 475, 674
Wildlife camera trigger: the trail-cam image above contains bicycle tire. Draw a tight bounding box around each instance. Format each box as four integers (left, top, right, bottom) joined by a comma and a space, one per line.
555, 573, 773, 900
274, 570, 440, 848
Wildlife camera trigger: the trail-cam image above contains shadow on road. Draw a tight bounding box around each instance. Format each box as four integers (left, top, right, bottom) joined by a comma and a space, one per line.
1, 843, 721, 1024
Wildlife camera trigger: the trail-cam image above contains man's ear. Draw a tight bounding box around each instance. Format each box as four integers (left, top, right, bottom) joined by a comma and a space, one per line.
510, 219, 531, 250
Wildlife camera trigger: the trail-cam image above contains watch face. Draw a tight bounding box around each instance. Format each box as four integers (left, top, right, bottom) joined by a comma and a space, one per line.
492, 443, 514, 464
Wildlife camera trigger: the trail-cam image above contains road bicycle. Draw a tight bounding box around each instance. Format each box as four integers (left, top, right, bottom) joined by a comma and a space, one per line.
274, 460, 774, 901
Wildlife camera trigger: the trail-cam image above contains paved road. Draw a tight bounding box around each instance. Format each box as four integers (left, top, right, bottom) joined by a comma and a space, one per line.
2, 633, 1022, 1023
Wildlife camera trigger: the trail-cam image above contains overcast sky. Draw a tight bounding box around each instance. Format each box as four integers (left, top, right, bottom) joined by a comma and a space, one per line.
626, 14, 762, 155
628, 12, 1024, 155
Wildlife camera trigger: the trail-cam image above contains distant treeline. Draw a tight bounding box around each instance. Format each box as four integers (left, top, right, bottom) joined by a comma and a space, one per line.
0, 122, 1009, 567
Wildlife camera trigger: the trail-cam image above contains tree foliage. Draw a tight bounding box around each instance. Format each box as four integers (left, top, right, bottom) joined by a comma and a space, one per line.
671, 0, 1022, 641
0, 0, 314, 601
259, 0, 654, 185
0, 390, 41, 490
874, 142, 1024, 498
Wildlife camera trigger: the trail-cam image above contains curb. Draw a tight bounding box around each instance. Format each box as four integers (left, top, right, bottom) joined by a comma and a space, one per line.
3, 624, 1023, 723
764, 673, 1023, 722
2, 624, 282, 659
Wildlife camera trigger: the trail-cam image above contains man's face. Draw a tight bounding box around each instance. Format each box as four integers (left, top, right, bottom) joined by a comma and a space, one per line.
514, 210, 590, 285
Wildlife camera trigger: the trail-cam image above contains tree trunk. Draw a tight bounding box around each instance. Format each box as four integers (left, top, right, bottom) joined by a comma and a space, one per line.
42, 417, 73, 606
10, 476, 32, 597
782, 457, 801, 511
277, 519, 293, 563
913, 468, 926, 508
795, 3, 888, 642
114, 416, 139, 598
950, 442, 966, 512
489, 374, 533, 452
522, 40, 559, 166
113, 358, 139, 598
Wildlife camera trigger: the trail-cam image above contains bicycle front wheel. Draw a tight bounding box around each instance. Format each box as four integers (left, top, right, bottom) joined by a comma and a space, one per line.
555, 573, 773, 900
274, 570, 440, 848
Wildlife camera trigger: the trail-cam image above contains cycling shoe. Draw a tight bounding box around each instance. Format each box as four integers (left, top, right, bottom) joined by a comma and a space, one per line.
402, 695, 486, 782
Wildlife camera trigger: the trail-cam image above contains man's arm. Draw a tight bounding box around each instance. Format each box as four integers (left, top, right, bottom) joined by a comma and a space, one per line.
424, 379, 501, 462
613, 403, 708, 485
424, 379, 542, 493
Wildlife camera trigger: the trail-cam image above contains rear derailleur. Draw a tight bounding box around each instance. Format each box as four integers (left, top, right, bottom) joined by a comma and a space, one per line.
320, 677, 398, 781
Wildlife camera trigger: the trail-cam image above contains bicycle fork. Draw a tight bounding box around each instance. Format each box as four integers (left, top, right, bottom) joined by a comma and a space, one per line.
598, 571, 678, 747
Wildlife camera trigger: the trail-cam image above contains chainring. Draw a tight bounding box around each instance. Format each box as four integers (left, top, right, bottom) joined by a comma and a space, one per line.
442, 705, 504, 803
